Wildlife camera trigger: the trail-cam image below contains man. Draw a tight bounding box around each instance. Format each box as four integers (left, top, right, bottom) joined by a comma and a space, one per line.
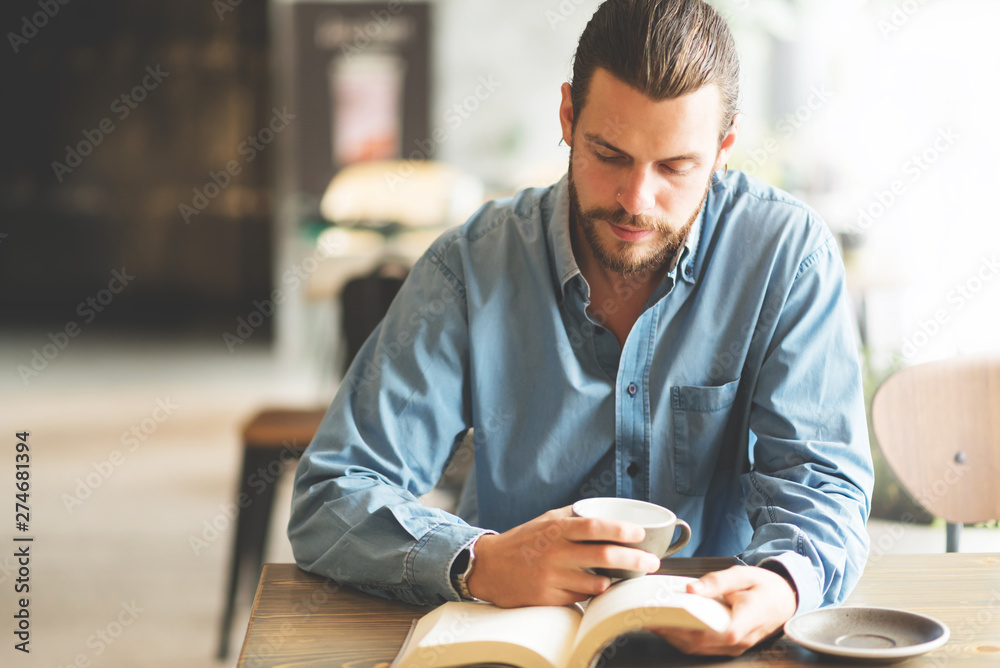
289, 0, 873, 656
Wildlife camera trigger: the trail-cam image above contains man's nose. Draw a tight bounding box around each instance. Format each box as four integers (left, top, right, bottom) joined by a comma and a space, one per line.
617, 168, 657, 215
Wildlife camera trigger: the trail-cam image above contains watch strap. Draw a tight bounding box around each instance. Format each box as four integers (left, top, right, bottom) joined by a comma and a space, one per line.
452, 536, 485, 602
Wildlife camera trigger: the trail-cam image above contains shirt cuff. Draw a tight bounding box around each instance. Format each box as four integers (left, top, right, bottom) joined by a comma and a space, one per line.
409, 522, 498, 604
756, 552, 823, 615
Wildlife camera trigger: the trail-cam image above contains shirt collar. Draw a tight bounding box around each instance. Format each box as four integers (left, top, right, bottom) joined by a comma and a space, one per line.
546, 176, 580, 303
546, 175, 705, 302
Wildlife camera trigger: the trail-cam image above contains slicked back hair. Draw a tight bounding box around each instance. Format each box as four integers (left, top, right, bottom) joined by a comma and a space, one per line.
570, 0, 740, 143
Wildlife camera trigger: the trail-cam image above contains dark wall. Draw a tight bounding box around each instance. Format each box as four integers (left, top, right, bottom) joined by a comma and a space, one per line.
0, 0, 272, 336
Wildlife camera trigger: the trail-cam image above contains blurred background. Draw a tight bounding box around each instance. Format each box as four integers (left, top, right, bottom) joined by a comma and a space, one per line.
1, 0, 998, 665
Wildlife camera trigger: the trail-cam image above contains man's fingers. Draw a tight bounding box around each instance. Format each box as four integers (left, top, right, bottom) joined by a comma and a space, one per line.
494, 586, 591, 608
560, 516, 646, 544
652, 629, 744, 657
653, 627, 766, 658
671, 566, 795, 656
550, 514, 660, 577
687, 568, 763, 640
576, 542, 661, 574
545, 506, 575, 519
688, 566, 753, 598
549, 570, 613, 598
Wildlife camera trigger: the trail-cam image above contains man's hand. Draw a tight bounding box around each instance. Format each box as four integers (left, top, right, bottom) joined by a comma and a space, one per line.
466, 506, 662, 607
651, 565, 797, 656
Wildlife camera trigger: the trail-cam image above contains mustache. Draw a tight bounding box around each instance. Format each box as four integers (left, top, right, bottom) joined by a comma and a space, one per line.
580, 206, 667, 232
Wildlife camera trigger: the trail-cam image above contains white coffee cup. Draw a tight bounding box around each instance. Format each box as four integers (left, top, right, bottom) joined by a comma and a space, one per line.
571, 497, 692, 579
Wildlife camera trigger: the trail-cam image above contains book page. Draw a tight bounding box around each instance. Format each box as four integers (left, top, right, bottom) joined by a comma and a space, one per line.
579, 575, 730, 637
576, 576, 691, 639
567, 576, 731, 668
398, 602, 582, 668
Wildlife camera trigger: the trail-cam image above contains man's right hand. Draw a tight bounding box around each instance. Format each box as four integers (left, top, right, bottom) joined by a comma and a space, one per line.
466, 505, 662, 607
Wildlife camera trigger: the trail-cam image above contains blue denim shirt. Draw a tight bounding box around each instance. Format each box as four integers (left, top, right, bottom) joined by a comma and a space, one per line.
288, 170, 874, 614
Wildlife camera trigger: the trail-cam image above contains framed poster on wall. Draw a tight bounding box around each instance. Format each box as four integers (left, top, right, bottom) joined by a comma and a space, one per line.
288, 2, 431, 209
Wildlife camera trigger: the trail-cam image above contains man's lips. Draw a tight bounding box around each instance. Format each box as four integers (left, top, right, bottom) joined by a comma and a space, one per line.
608, 222, 655, 242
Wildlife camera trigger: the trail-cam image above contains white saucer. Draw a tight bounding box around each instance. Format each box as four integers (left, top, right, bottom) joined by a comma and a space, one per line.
784, 606, 950, 662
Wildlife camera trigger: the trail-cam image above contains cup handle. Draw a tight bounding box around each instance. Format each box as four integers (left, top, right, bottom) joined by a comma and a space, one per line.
661, 519, 691, 558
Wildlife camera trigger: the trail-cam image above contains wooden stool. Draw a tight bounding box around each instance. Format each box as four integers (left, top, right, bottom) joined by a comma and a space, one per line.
217, 407, 326, 659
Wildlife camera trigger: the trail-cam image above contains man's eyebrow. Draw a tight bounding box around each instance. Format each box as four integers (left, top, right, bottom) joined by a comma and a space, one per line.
583, 132, 702, 162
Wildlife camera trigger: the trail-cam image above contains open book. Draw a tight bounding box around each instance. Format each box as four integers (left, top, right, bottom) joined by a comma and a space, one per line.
390, 575, 731, 668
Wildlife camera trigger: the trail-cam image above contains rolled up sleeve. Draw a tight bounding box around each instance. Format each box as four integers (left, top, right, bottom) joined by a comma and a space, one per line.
287, 236, 483, 606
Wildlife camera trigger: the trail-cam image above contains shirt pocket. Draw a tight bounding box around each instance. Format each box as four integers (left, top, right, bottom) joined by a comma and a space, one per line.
671, 377, 741, 496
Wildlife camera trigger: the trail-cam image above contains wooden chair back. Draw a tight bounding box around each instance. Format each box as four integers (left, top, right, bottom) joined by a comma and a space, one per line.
871, 356, 1000, 526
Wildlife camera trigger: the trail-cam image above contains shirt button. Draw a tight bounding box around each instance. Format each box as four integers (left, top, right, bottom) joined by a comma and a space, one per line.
627, 383, 638, 396
626, 462, 640, 477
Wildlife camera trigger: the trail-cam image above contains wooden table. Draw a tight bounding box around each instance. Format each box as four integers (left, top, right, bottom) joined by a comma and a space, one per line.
238, 554, 1000, 667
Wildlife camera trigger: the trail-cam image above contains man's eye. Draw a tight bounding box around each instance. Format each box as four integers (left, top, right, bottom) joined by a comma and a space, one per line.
594, 151, 623, 163
663, 163, 693, 175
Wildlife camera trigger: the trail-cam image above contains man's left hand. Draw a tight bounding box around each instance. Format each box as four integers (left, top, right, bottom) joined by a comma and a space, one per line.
651, 565, 798, 656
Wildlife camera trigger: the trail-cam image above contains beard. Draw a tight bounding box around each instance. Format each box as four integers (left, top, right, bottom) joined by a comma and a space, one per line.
567, 155, 711, 276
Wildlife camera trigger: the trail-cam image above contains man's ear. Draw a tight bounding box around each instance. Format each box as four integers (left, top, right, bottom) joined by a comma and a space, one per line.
714, 112, 741, 172
559, 82, 575, 147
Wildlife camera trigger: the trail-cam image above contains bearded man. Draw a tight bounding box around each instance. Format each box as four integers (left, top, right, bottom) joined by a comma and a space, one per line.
289, 0, 873, 655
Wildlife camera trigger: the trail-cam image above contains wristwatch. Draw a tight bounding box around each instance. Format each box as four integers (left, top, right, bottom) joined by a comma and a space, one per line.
451, 537, 484, 602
